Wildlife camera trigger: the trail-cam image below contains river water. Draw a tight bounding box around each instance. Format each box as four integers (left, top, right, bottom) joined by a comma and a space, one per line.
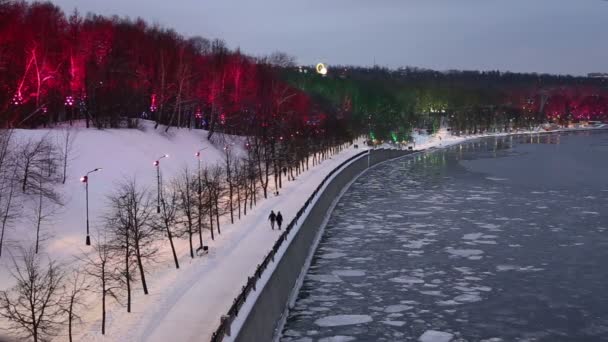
280, 131, 608, 342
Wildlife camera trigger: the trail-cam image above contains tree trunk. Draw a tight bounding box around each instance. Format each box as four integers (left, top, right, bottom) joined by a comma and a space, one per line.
208, 198, 214, 240
125, 230, 131, 312
166, 224, 179, 269
214, 195, 221, 235
135, 243, 148, 295
35, 187, 42, 254
68, 298, 74, 342
101, 268, 106, 335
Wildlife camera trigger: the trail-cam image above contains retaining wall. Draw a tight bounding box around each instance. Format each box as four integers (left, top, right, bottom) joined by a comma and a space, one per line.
235, 149, 411, 342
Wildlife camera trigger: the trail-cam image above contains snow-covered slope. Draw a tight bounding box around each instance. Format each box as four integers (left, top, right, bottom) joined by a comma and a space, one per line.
1, 122, 232, 276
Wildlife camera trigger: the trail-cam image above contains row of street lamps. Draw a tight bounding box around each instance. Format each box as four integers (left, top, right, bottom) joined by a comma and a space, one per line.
80, 149, 207, 246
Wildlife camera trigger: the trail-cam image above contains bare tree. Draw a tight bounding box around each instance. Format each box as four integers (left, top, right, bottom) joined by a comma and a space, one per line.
253, 138, 271, 199
17, 136, 61, 204
196, 160, 205, 251
31, 175, 60, 254
209, 166, 224, 236
61, 270, 88, 342
202, 167, 216, 240
175, 168, 197, 258
0, 247, 65, 342
0, 163, 20, 258
153, 182, 180, 269
107, 180, 156, 297
79, 233, 120, 335
59, 129, 77, 184
223, 146, 235, 224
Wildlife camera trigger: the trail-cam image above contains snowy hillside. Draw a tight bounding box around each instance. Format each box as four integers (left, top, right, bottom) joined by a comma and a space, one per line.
1, 121, 234, 274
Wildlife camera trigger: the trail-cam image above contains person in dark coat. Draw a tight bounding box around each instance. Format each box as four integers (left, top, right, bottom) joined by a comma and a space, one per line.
276, 211, 283, 230
269, 210, 277, 230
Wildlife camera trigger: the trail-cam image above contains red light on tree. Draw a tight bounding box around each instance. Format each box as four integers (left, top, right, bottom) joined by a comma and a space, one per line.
65, 96, 75, 107
150, 94, 158, 112
195, 107, 202, 119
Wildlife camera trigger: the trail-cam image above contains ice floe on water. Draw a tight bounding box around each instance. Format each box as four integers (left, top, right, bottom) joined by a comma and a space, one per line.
314, 315, 373, 327
486, 177, 508, 181
381, 320, 406, 327
418, 330, 454, 342
317, 336, 356, 342
453, 293, 482, 303
390, 275, 425, 284
319, 252, 347, 259
445, 248, 484, 260
384, 304, 413, 313
308, 274, 343, 283
496, 265, 544, 272
332, 270, 366, 277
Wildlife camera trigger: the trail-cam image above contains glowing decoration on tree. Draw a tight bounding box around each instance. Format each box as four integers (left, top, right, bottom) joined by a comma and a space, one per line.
150, 94, 158, 112
316, 63, 328, 75
42, 106, 48, 114
195, 107, 202, 119
220, 113, 226, 125
12, 92, 23, 106
65, 96, 75, 107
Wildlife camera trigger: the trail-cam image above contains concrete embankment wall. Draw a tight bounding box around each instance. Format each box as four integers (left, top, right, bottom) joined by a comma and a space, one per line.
235, 149, 411, 342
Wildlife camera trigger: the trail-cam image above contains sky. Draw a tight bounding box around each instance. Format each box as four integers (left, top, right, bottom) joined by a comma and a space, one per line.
49, 0, 608, 76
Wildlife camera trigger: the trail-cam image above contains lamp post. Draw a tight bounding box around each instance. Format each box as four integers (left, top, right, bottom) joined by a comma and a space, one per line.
195, 148, 208, 186
154, 154, 169, 213
80, 168, 102, 246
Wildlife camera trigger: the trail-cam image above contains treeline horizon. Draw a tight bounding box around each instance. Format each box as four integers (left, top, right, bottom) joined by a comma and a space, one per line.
1, 1, 607, 143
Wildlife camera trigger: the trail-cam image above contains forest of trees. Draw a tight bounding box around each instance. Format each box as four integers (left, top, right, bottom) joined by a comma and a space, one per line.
1, 1, 608, 340
1, 1, 607, 145
284, 66, 608, 142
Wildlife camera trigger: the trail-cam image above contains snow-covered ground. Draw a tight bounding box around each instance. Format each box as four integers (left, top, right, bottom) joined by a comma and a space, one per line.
0, 122, 605, 342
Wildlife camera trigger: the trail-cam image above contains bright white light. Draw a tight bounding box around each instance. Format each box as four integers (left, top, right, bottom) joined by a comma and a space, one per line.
316, 63, 328, 75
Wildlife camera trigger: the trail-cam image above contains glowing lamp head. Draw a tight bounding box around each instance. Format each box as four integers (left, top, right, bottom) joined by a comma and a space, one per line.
195, 152, 200, 157
80, 176, 88, 183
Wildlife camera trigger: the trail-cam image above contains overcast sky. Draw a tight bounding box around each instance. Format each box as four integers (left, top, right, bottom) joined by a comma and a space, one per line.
50, 0, 607, 75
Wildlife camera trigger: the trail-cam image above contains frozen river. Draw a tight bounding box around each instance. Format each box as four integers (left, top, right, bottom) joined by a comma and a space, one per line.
281, 131, 608, 342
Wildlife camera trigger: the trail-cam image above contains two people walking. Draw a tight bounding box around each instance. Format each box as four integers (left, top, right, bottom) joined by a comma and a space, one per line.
269, 210, 283, 230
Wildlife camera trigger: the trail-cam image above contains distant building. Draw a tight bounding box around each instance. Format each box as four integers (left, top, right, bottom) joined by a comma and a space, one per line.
588, 73, 608, 78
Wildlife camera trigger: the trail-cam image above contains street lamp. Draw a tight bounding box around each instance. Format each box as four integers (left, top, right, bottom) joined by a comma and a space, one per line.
81, 168, 102, 246
154, 154, 169, 213
195, 148, 208, 195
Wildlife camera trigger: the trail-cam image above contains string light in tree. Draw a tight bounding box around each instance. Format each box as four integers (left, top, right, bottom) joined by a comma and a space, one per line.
195, 107, 202, 119
220, 113, 226, 125
65, 96, 75, 107
12, 91, 23, 106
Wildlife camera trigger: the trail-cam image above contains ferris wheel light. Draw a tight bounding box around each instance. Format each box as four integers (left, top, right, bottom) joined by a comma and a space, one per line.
316, 63, 328, 75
